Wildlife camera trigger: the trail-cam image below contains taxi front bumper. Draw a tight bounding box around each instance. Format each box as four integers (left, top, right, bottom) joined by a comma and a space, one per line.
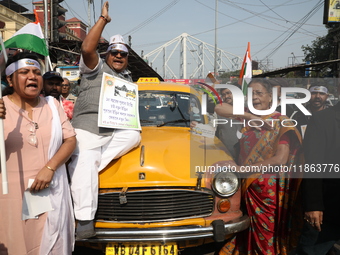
80, 215, 250, 242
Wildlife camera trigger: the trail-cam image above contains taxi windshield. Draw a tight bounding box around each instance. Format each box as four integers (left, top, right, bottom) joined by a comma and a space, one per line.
139, 91, 203, 127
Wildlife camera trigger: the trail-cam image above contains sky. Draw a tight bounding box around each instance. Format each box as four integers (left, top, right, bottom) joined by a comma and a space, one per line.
15, 0, 327, 77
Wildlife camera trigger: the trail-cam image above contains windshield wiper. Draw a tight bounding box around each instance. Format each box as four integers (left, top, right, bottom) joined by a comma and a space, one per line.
157, 119, 190, 127
140, 119, 157, 126
140, 119, 154, 123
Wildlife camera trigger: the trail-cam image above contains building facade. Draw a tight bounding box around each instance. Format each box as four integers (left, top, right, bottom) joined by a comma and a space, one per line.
0, 0, 87, 42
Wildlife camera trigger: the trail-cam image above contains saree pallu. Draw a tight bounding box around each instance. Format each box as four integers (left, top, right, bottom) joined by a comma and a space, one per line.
220, 112, 303, 255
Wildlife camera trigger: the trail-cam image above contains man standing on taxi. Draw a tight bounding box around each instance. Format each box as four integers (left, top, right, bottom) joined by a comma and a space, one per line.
68, 1, 141, 239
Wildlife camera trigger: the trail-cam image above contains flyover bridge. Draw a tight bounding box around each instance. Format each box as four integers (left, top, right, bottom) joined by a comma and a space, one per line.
143, 33, 242, 80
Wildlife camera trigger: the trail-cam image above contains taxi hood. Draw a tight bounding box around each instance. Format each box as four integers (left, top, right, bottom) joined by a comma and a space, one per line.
99, 127, 208, 188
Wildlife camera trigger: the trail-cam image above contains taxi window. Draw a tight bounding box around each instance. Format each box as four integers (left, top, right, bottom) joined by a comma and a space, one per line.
139, 91, 203, 127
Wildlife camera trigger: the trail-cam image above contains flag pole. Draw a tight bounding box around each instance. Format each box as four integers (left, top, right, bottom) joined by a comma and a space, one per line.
43, 0, 50, 72
239, 42, 252, 96
0, 34, 8, 195
46, 55, 52, 71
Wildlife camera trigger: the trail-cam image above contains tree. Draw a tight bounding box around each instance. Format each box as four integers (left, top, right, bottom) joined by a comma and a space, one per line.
301, 24, 339, 77
302, 33, 335, 63
219, 70, 240, 84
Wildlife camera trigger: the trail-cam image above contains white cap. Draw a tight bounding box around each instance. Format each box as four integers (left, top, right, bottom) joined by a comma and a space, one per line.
309, 86, 328, 94
107, 43, 129, 53
109, 34, 125, 45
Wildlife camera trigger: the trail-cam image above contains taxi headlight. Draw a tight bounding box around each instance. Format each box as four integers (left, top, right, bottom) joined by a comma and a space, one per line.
212, 172, 239, 197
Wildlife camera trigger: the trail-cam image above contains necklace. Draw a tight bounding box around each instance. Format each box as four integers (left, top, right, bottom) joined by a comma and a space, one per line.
9, 95, 40, 108
8, 95, 40, 129
9, 96, 39, 146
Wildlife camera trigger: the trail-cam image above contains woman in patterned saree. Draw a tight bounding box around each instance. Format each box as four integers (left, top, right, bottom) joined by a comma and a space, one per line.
215, 78, 302, 255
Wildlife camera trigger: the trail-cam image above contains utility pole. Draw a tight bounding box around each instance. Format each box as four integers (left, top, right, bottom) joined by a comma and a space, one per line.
88, 0, 93, 30
44, 0, 49, 71
214, 0, 218, 77
291, 52, 296, 66
337, 31, 340, 78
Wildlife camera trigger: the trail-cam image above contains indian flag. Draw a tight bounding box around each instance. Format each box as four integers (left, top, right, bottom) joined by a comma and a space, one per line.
238, 42, 252, 95
1, 9, 48, 56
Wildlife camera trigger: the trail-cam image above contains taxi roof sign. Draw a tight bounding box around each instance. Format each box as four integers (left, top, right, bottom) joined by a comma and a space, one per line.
137, 77, 160, 84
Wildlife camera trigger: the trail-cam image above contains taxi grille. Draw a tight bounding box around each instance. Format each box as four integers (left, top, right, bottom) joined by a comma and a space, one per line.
96, 189, 214, 222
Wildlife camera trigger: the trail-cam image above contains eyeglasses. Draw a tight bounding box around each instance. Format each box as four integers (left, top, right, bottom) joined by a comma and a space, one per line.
27, 122, 38, 147
62, 84, 70, 87
110, 50, 128, 58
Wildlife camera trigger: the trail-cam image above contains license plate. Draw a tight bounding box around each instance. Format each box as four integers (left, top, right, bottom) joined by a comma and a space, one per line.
106, 242, 178, 255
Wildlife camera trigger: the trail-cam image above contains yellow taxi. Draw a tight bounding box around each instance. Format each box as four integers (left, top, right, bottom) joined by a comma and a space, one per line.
126, 91, 136, 99
80, 78, 249, 255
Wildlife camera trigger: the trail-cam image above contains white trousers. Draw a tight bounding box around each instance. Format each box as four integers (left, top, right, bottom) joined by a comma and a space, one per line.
68, 128, 141, 220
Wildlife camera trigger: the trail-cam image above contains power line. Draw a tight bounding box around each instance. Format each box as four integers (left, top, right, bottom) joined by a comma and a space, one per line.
259, 1, 323, 60
62, 0, 90, 27
258, 0, 321, 38
194, 0, 321, 39
259, 0, 289, 22
193, 0, 290, 38
225, 0, 314, 8
123, 0, 181, 36
219, 0, 321, 38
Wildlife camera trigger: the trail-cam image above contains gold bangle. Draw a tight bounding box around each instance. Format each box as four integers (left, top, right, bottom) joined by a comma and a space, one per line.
45, 165, 56, 172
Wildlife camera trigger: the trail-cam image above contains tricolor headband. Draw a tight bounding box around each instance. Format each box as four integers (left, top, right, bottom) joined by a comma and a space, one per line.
107, 43, 129, 53
309, 86, 328, 94
5, 58, 41, 76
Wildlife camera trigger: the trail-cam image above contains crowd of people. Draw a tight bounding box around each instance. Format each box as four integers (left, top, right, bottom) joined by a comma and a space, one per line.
0, 1, 140, 254
214, 78, 340, 255
0, 1, 339, 255
215, 78, 302, 255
